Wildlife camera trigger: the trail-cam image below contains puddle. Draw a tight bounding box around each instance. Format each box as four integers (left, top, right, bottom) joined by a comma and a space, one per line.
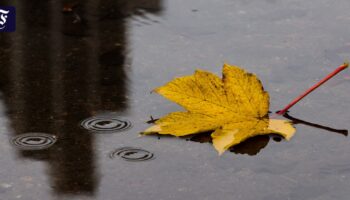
11, 133, 57, 150
110, 147, 155, 162
0, 0, 350, 199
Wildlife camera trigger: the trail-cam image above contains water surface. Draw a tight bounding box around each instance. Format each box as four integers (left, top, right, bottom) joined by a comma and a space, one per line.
1, 0, 350, 199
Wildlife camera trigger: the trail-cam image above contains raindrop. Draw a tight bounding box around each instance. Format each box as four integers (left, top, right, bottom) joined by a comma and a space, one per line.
81, 117, 132, 133
11, 133, 57, 150
110, 147, 154, 162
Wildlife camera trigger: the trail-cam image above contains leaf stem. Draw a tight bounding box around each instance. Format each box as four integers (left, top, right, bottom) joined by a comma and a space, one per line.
277, 62, 349, 115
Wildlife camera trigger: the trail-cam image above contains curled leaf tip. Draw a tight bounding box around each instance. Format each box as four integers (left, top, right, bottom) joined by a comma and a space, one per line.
138, 133, 144, 137
268, 119, 296, 141
218, 150, 225, 156
143, 125, 162, 134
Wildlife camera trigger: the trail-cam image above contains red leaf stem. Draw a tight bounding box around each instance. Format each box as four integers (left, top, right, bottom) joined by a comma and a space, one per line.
277, 62, 349, 115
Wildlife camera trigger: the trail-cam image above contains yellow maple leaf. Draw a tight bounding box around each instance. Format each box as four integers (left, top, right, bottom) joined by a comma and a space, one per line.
143, 64, 295, 154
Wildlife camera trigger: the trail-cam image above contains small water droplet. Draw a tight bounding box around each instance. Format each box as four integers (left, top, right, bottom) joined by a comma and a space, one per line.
110, 147, 154, 162
11, 133, 57, 150
81, 117, 132, 133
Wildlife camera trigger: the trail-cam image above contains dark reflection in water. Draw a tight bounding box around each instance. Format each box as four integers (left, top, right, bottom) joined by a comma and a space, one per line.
189, 132, 271, 156
283, 112, 348, 136
229, 135, 270, 156
189, 131, 213, 143
0, 0, 163, 197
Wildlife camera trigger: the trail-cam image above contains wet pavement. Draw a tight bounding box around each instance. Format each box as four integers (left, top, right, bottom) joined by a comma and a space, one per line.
1, 0, 350, 199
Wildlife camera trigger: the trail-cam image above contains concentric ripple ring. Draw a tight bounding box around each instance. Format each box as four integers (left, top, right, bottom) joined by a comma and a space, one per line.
11, 133, 57, 150
81, 117, 132, 133
110, 147, 155, 162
